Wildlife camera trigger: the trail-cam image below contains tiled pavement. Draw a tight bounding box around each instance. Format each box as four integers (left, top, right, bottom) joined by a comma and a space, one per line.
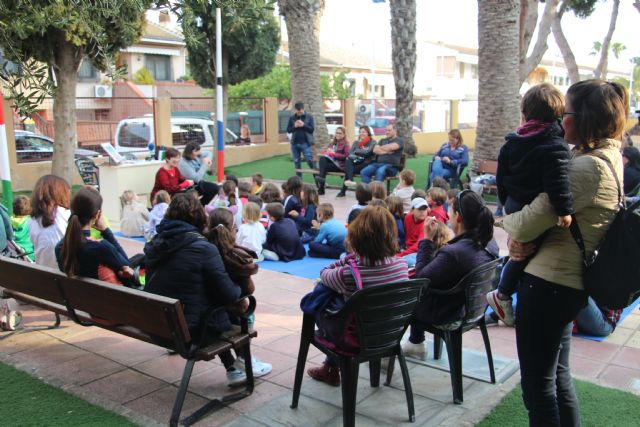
1, 184, 638, 426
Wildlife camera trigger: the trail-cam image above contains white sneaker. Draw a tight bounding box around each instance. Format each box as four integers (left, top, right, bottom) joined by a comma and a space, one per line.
402, 341, 427, 361
486, 290, 515, 327
226, 368, 247, 386
344, 180, 357, 188
234, 356, 272, 377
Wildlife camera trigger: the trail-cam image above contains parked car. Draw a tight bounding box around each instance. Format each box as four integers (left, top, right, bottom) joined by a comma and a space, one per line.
324, 113, 371, 138
14, 131, 99, 163
114, 116, 238, 154
365, 116, 421, 136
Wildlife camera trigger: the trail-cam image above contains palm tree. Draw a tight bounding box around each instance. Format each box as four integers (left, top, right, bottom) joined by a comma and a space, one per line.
277, 0, 330, 149
389, 0, 417, 156
592, 0, 621, 79
475, 0, 521, 168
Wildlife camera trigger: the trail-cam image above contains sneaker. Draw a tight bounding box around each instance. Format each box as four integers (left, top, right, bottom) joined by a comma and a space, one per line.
234, 356, 272, 377
486, 290, 515, 327
307, 363, 340, 386
402, 341, 427, 361
226, 367, 247, 386
336, 189, 346, 198
344, 180, 357, 188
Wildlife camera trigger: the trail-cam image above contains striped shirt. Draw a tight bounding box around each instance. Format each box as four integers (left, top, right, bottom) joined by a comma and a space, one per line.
320, 254, 408, 297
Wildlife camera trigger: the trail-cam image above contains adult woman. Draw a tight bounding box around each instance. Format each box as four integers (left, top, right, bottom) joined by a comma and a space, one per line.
178, 142, 219, 204
306, 206, 408, 386
336, 126, 376, 198
502, 80, 625, 426
56, 187, 132, 282
622, 145, 640, 195
314, 126, 350, 195
403, 190, 498, 359
151, 147, 193, 202
29, 175, 71, 269
429, 129, 469, 183
234, 124, 252, 145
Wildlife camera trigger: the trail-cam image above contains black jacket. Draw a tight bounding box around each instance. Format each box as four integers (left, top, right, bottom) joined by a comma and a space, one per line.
144, 219, 241, 333
287, 113, 315, 145
497, 121, 574, 216
624, 165, 640, 196
264, 218, 306, 261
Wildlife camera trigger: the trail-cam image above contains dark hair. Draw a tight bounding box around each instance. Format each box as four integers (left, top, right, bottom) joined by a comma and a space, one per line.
430, 177, 450, 191
266, 202, 284, 220
521, 83, 564, 122
347, 208, 362, 224
31, 175, 71, 227
238, 181, 252, 198
346, 206, 398, 264
301, 184, 319, 208
13, 195, 32, 216
260, 183, 281, 203
207, 208, 236, 253
165, 147, 180, 160
251, 173, 263, 186
222, 180, 238, 207
410, 189, 426, 200
566, 79, 628, 150
369, 181, 387, 200
284, 176, 303, 200
60, 187, 102, 276
623, 146, 640, 169
355, 183, 372, 205
453, 189, 494, 248
294, 102, 304, 110
182, 142, 201, 159
248, 195, 263, 206
385, 196, 404, 218
165, 193, 207, 231
225, 174, 239, 186
359, 125, 372, 138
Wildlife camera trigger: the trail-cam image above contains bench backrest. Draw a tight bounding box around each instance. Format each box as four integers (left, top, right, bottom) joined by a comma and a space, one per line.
0, 257, 191, 346
478, 160, 498, 175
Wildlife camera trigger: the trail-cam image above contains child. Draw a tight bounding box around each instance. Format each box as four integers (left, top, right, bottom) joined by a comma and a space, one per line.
260, 183, 282, 206
120, 190, 150, 237
11, 195, 35, 260
236, 202, 267, 261
282, 176, 303, 220
487, 83, 574, 327
398, 197, 429, 266
262, 203, 305, 261
346, 183, 372, 223
238, 182, 252, 205
293, 184, 319, 242
385, 195, 406, 250
208, 181, 243, 227
392, 169, 416, 212
145, 190, 170, 241
426, 187, 449, 224
410, 189, 427, 201
251, 173, 264, 195
369, 181, 387, 201
309, 203, 347, 259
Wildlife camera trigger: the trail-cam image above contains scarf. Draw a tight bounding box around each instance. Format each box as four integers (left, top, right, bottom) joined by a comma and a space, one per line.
358, 136, 371, 148
516, 119, 553, 137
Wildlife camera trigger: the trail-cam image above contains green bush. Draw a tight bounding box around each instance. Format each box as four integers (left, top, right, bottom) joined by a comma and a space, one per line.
133, 67, 155, 85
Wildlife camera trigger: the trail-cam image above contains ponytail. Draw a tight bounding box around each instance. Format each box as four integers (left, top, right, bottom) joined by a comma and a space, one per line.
207, 208, 236, 253
61, 215, 84, 276
454, 190, 494, 249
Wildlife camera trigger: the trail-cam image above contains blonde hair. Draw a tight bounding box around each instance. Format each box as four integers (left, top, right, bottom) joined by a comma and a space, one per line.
448, 129, 463, 148
120, 190, 137, 208
385, 196, 404, 218
427, 187, 447, 206
243, 202, 261, 224
317, 202, 334, 219
154, 190, 171, 206
431, 221, 453, 254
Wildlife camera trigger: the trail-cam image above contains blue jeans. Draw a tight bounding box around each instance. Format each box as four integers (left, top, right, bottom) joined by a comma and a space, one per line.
574, 297, 614, 337
291, 143, 316, 173
403, 253, 417, 268
429, 160, 453, 183
360, 162, 398, 183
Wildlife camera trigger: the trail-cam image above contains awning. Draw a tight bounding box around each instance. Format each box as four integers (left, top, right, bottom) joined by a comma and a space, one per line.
123, 46, 181, 56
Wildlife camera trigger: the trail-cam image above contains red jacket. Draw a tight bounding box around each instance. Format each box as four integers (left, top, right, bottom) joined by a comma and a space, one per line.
430, 205, 449, 224
151, 166, 189, 200
398, 213, 424, 256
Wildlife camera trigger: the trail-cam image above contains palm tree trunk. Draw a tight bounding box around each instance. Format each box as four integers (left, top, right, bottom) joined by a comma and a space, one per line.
593, 0, 620, 79
475, 0, 521, 168
552, 0, 580, 84
278, 0, 330, 150
390, 0, 417, 156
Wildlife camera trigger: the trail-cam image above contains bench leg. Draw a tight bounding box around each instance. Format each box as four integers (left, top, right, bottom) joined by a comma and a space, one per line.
170, 359, 196, 427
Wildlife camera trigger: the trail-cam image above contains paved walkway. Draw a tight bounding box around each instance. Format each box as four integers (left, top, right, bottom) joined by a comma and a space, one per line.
1, 185, 638, 426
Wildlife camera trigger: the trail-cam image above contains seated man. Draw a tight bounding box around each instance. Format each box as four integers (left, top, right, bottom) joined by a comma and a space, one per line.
359, 124, 404, 183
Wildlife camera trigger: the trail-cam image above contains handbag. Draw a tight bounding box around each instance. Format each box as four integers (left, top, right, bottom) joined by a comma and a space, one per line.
569, 156, 640, 309
348, 153, 365, 165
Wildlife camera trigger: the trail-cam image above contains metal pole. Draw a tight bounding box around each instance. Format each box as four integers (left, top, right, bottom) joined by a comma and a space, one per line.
0, 93, 12, 208
216, 7, 224, 183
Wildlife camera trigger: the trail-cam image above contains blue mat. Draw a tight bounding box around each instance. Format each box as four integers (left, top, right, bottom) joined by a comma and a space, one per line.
258, 245, 336, 280
113, 231, 146, 243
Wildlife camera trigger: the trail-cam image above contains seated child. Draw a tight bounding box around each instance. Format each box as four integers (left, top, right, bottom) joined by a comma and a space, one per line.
251, 173, 264, 195
238, 181, 252, 206
260, 182, 282, 207
262, 203, 306, 261
120, 190, 149, 237
208, 180, 243, 227
145, 190, 170, 241
346, 183, 372, 223
411, 189, 427, 200
282, 176, 303, 220
385, 195, 406, 250
11, 195, 35, 260
369, 181, 387, 201
236, 202, 267, 261
309, 203, 347, 259
392, 169, 416, 212
398, 197, 429, 266
426, 187, 449, 224
487, 83, 574, 327
293, 185, 319, 243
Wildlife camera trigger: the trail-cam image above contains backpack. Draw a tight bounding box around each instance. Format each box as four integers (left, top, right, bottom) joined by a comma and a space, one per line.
569, 156, 640, 309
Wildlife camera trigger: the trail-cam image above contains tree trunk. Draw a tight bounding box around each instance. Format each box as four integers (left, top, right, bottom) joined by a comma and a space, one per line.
593, 0, 620, 79
52, 32, 82, 184
519, 0, 538, 69
278, 0, 330, 150
552, 0, 580, 84
475, 0, 521, 168
390, 0, 417, 156
520, 0, 558, 84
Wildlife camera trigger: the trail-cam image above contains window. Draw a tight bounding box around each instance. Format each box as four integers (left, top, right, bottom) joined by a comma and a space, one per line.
374, 85, 385, 98
0, 48, 20, 75
172, 124, 205, 146
145, 54, 172, 81
78, 58, 98, 80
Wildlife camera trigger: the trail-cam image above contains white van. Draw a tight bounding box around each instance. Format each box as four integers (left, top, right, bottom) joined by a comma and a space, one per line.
114, 116, 237, 154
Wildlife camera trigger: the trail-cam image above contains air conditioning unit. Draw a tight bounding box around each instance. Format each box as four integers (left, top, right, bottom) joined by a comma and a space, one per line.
358, 104, 371, 114
94, 85, 112, 98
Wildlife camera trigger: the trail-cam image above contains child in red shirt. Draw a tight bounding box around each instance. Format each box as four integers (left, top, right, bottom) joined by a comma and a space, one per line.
398, 197, 429, 264
427, 187, 449, 224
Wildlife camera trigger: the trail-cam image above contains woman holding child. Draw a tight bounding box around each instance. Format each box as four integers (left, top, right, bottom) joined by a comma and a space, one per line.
502, 80, 625, 426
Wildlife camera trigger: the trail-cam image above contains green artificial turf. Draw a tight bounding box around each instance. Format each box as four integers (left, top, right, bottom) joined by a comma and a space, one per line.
0, 362, 138, 426
477, 379, 640, 427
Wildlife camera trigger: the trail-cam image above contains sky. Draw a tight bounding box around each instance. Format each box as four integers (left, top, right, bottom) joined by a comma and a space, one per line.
317, 0, 638, 74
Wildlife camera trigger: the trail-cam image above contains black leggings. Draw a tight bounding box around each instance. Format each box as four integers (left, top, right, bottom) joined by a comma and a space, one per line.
343, 159, 368, 183
196, 181, 219, 205
318, 156, 343, 178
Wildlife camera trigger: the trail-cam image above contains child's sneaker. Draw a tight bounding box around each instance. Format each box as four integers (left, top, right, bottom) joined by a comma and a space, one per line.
226, 367, 247, 386
486, 290, 515, 326
344, 180, 357, 188
402, 341, 427, 360
233, 356, 272, 377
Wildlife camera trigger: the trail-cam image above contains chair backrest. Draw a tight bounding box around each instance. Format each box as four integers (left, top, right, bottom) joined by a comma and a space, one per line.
75, 156, 99, 188
344, 278, 427, 359
459, 258, 503, 329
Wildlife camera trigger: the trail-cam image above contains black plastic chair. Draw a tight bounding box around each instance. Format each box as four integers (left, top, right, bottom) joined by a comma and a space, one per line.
75, 156, 99, 190
425, 158, 467, 190
291, 278, 428, 427
390, 258, 503, 404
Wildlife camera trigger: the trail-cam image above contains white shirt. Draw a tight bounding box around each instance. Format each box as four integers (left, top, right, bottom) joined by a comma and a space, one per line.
29, 206, 70, 270
236, 222, 266, 255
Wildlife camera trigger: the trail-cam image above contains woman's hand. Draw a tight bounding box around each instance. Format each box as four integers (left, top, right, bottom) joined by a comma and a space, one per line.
434, 156, 441, 161
118, 266, 135, 278
443, 156, 451, 164
92, 210, 107, 232
289, 210, 299, 218
507, 238, 536, 261
423, 216, 438, 240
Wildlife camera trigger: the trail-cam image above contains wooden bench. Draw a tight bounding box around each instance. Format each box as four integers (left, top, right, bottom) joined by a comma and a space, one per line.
0, 257, 257, 427
472, 160, 498, 195
295, 169, 399, 193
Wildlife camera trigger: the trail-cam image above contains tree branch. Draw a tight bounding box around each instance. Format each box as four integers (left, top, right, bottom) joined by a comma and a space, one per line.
520, 0, 558, 84
593, 0, 620, 79
552, 0, 580, 84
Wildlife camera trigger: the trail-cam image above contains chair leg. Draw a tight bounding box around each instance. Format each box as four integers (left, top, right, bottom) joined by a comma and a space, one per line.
369, 358, 381, 388
397, 352, 416, 423
443, 331, 464, 404
339, 356, 360, 427
170, 358, 196, 427
479, 319, 496, 384
433, 334, 443, 360
384, 354, 396, 386
291, 314, 314, 409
